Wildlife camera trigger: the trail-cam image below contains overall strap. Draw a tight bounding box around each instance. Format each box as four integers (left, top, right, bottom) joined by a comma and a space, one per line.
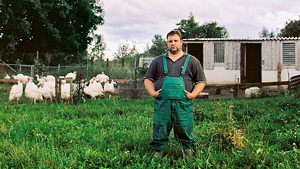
181, 54, 191, 76
162, 54, 168, 76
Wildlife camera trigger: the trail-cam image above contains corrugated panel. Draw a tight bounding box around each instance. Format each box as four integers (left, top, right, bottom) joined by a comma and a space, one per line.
214, 43, 224, 63
290, 74, 300, 90
184, 37, 300, 42
203, 42, 214, 70
283, 43, 295, 64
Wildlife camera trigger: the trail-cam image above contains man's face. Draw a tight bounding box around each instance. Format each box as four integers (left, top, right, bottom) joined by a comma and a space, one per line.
167, 34, 182, 54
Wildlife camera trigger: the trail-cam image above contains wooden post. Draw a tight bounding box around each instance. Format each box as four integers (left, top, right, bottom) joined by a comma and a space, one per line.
233, 84, 239, 97
58, 78, 61, 103
277, 63, 282, 91
106, 58, 109, 76
54, 77, 58, 103
70, 78, 73, 105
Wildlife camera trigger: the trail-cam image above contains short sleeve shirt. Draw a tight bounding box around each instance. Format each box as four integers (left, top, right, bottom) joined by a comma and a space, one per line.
144, 53, 206, 92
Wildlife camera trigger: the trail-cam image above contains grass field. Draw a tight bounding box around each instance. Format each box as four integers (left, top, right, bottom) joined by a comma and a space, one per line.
0, 92, 300, 168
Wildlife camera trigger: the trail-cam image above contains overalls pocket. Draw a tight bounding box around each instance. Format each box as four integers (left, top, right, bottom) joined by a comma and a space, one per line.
161, 76, 186, 100
164, 83, 185, 100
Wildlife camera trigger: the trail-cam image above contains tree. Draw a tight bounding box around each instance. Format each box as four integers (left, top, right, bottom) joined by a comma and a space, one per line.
176, 13, 229, 39
89, 34, 106, 65
147, 34, 167, 57
113, 41, 138, 67
176, 13, 200, 39
197, 22, 229, 38
279, 18, 300, 37
259, 27, 276, 38
0, 0, 104, 65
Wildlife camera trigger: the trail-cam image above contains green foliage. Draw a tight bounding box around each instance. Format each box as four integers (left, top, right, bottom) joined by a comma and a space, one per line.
0, 0, 104, 65
279, 18, 300, 37
176, 13, 200, 39
197, 21, 229, 38
259, 27, 276, 38
176, 13, 229, 39
145, 34, 167, 57
1, 95, 300, 168
113, 41, 138, 68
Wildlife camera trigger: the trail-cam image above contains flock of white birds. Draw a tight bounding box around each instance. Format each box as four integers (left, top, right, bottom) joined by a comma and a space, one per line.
5, 71, 117, 105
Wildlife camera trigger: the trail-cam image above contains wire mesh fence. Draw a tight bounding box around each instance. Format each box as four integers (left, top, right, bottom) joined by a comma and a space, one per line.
0, 63, 137, 80
0, 62, 149, 104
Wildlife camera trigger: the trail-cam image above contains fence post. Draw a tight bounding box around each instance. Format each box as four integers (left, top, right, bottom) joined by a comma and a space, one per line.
233, 84, 239, 97
106, 58, 109, 76
31, 65, 34, 77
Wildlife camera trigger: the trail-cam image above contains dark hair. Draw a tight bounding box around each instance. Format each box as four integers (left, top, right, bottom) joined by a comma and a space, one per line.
167, 30, 182, 40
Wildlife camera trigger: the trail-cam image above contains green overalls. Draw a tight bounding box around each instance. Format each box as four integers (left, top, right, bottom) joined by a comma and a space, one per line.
150, 54, 195, 151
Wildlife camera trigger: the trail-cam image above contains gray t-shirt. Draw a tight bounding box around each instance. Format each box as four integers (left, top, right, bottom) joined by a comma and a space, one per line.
144, 53, 206, 92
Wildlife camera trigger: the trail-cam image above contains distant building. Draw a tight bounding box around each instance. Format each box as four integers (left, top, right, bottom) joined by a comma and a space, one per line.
139, 57, 155, 67
183, 37, 300, 84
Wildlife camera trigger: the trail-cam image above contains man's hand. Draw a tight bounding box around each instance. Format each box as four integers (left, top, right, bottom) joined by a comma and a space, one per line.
145, 78, 162, 98
152, 89, 161, 98
184, 82, 206, 100
184, 90, 195, 99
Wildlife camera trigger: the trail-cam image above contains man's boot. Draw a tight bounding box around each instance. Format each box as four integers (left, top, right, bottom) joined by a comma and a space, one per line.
153, 150, 164, 158
182, 149, 193, 160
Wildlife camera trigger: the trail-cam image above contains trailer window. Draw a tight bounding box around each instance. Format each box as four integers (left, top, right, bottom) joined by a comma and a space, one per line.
214, 43, 224, 63
283, 43, 295, 65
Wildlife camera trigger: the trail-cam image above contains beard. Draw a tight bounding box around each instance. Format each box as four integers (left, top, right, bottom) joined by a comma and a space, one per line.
169, 46, 180, 54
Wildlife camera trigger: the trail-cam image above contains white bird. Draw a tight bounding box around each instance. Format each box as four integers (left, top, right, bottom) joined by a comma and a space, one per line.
83, 78, 104, 99
245, 87, 260, 98
95, 72, 109, 83
44, 79, 56, 96
104, 79, 115, 98
39, 82, 53, 103
25, 77, 43, 104
65, 71, 77, 81
46, 75, 55, 82
9, 78, 23, 105
12, 73, 24, 80
4, 74, 11, 79
61, 80, 71, 104
36, 74, 46, 85
13, 74, 29, 85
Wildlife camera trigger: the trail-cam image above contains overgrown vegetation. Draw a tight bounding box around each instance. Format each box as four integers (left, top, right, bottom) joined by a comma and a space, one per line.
0, 92, 300, 168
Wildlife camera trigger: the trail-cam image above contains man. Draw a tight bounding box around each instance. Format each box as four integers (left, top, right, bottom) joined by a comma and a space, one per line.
144, 30, 206, 159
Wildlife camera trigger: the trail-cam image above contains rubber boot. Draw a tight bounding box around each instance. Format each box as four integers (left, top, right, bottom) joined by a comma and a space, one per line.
183, 149, 193, 160
153, 150, 164, 158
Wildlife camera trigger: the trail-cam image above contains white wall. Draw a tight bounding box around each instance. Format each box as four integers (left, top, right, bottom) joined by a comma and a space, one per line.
204, 67, 240, 84
281, 67, 300, 81
205, 67, 300, 84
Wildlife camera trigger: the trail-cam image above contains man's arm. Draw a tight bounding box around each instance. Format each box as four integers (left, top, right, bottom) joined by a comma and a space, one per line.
144, 78, 161, 98
184, 82, 206, 99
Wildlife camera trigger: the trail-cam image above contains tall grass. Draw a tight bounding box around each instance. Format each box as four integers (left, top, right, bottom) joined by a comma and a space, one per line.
0, 95, 300, 168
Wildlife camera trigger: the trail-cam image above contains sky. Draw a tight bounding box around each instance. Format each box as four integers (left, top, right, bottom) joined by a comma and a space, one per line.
94, 0, 300, 60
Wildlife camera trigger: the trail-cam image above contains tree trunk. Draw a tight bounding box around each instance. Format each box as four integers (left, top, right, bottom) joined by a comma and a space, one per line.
0, 41, 3, 60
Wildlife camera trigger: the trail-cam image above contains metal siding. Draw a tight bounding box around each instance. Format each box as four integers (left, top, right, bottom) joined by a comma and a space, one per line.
184, 38, 300, 71
233, 42, 240, 70
274, 41, 281, 70
203, 42, 214, 70
262, 41, 270, 70
214, 43, 224, 63
283, 43, 296, 64
225, 41, 240, 70
225, 42, 232, 69
224, 41, 229, 69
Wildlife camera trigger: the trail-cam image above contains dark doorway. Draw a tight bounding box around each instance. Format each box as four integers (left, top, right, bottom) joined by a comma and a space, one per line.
241, 43, 262, 83
186, 43, 203, 66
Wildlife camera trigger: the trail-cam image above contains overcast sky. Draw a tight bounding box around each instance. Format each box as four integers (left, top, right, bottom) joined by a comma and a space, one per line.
95, 0, 300, 60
